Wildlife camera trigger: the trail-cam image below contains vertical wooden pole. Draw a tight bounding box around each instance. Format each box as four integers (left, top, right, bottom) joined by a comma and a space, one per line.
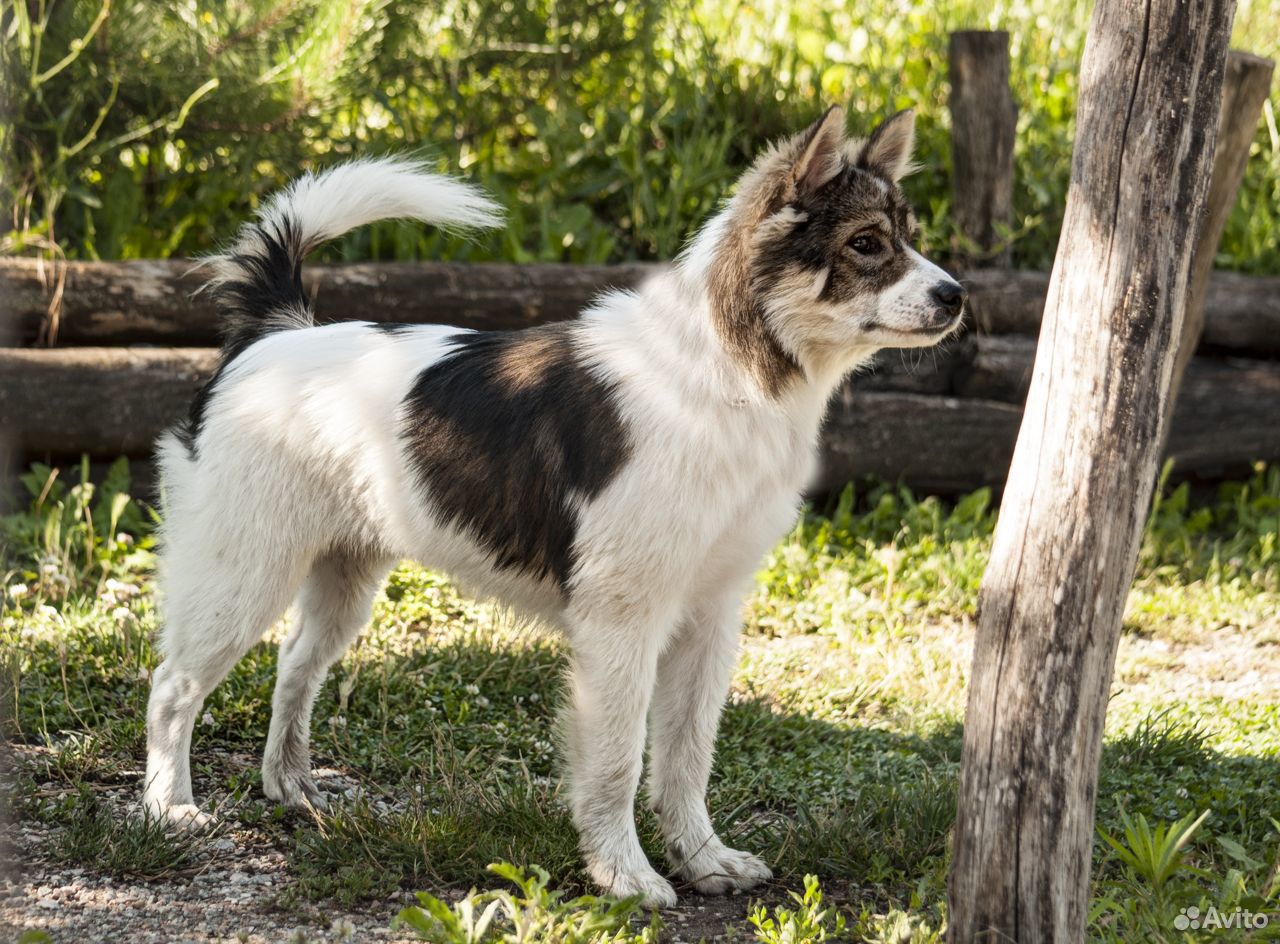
1169, 50, 1275, 405
947, 1, 1236, 941
949, 31, 1017, 267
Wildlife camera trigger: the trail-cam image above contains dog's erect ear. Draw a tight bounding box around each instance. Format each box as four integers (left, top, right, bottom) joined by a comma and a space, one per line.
791, 105, 846, 196
857, 109, 916, 182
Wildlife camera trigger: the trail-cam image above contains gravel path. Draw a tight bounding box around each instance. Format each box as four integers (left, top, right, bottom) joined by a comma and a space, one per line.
2, 788, 418, 944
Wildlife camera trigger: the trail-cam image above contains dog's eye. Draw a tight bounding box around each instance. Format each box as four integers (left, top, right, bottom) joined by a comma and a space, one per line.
849, 233, 884, 256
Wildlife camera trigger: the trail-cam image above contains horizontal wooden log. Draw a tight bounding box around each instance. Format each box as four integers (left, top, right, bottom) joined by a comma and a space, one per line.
819, 392, 1023, 493
0, 348, 215, 455
3, 342, 1275, 489
953, 335, 1037, 402
0, 259, 662, 346
851, 338, 975, 396
950, 336, 1280, 475
961, 267, 1280, 355
4, 258, 1279, 356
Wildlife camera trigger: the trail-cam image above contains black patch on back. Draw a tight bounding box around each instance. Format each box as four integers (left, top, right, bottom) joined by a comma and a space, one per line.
401, 324, 632, 590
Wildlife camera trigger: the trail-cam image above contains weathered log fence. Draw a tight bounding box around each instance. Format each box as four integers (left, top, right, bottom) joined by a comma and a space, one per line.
1, 35, 1276, 495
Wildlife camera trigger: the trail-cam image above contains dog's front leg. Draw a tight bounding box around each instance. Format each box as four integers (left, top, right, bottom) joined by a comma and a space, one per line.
563, 607, 677, 908
646, 595, 772, 894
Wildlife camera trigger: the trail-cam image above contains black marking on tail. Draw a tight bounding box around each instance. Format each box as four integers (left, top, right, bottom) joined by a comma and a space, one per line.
175, 216, 312, 457
214, 215, 312, 352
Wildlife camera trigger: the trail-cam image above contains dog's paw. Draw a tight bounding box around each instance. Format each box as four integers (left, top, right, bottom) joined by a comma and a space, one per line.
595, 865, 678, 909
673, 840, 772, 895
152, 803, 215, 831
262, 767, 328, 811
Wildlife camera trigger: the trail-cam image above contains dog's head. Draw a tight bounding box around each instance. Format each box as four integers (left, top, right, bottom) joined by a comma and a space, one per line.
689, 107, 965, 393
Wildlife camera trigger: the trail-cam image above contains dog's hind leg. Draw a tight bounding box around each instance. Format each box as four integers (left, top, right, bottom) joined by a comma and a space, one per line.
647, 591, 772, 894
144, 529, 309, 827
262, 550, 391, 809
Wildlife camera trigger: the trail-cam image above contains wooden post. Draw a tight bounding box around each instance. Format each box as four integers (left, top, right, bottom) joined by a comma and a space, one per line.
949, 31, 1017, 267
0, 259, 12, 509
1170, 50, 1275, 405
947, 0, 1236, 941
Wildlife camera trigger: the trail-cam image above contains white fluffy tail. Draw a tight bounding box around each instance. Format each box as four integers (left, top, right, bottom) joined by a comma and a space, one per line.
256, 157, 504, 246
204, 158, 503, 352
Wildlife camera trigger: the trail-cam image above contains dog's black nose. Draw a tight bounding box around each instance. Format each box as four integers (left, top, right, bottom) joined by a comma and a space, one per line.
930, 280, 967, 316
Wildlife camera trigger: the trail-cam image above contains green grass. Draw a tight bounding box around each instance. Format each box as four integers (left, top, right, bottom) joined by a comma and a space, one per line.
4, 0, 1280, 275
42, 787, 206, 881
393, 863, 663, 943
3, 459, 1279, 941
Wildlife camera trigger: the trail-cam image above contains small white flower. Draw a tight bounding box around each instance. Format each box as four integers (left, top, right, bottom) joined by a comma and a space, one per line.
528, 692, 540, 703
112, 607, 132, 624
7, 584, 28, 600
475, 695, 490, 708
200, 711, 215, 727
464, 683, 480, 695
104, 578, 140, 599
115, 532, 134, 547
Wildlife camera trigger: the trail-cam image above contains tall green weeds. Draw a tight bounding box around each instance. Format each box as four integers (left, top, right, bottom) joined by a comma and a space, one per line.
3, 0, 1278, 272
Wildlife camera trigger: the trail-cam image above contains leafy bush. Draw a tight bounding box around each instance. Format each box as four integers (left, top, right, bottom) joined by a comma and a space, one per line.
750, 874, 847, 944
1, 457, 155, 600
3, 0, 1278, 271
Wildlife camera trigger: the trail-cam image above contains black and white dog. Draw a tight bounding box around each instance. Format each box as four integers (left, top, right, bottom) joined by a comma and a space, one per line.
143, 106, 965, 906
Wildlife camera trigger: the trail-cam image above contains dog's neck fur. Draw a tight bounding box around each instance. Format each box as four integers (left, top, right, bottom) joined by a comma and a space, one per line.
672, 134, 880, 406
647, 204, 877, 428
580, 233, 873, 454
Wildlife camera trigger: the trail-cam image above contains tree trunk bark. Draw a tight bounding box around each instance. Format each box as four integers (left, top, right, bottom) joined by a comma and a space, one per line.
946, 0, 1236, 940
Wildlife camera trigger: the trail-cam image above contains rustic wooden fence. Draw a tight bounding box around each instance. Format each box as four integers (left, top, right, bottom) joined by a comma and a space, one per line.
2, 35, 1277, 494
